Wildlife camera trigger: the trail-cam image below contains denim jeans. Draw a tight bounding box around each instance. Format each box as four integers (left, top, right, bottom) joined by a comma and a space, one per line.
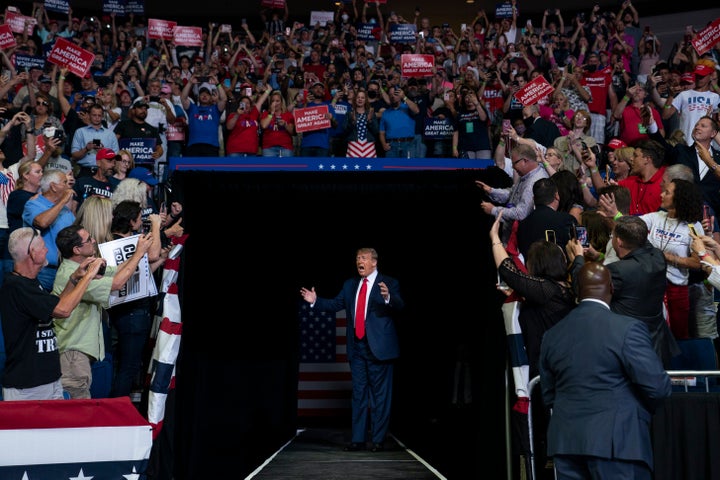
262, 146, 294, 157
109, 306, 152, 398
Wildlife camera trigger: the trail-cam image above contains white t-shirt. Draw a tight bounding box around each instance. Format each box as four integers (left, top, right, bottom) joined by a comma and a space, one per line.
671, 89, 720, 147
641, 210, 703, 286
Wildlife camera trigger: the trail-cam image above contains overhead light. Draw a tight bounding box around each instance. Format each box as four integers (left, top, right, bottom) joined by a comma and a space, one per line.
466, 0, 475, 3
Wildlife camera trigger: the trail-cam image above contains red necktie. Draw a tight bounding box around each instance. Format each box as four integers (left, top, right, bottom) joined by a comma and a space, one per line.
355, 278, 368, 339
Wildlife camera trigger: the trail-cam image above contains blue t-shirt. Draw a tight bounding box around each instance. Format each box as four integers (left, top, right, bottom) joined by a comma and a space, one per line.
186, 102, 223, 147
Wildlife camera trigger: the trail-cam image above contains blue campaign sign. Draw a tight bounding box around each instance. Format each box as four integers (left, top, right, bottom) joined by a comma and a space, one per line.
388, 23, 417, 44
119, 137, 157, 167
14, 54, 45, 71
423, 117, 455, 140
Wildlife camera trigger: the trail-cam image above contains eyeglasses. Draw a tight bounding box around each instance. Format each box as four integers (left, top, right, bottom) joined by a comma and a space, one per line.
37, 100, 50, 106
512, 157, 527, 166
78, 234, 95, 247
116, 158, 130, 164
27, 228, 39, 256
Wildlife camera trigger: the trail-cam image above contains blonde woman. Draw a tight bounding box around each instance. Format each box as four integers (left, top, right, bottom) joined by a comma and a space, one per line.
260, 90, 295, 157
73, 196, 114, 255
97, 87, 122, 130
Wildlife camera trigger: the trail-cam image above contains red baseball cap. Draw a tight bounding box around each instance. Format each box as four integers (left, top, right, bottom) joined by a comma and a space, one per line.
96, 148, 120, 161
607, 138, 628, 150
680, 72, 695, 84
694, 64, 713, 76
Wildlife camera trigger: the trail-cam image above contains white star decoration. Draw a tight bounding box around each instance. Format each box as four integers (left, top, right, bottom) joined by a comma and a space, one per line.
317, 163, 373, 171
123, 466, 141, 480
69, 469, 93, 480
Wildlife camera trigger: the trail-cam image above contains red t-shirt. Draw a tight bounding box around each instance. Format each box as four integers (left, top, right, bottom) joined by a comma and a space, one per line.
619, 166, 666, 215
260, 111, 295, 150
226, 107, 261, 154
619, 104, 663, 146
581, 67, 612, 115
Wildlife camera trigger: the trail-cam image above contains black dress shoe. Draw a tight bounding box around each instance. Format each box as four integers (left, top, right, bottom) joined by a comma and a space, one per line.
370, 443, 384, 452
343, 442, 365, 451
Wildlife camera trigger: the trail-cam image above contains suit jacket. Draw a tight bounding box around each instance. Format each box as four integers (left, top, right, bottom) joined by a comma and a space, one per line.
314, 273, 404, 361
539, 300, 672, 468
516, 205, 577, 260
525, 116, 562, 149
670, 142, 720, 216
570, 242, 679, 368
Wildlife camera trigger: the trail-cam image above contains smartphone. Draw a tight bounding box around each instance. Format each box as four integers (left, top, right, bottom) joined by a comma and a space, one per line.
93, 139, 101, 148
497, 272, 510, 291
244, 87, 252, 97
545, 229, 557, 243
503, 119, 512, 131
136, 41, 142, 50
644, 26, 650, 34
688, 224, 698, 237
461, 23, 467, 32
575, 226, 589, 247
285, 27, 291, 36
703, 204, 711, 221
418, 31, 424, 39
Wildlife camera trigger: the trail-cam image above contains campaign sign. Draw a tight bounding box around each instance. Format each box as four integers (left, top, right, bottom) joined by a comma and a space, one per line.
125, 0, 145, 15
388, 23, 417, 44
514, 75, 554, 106
5, 10, 36, 35
0, 24, 17, 50
261, 0, 285, 8
310, 11, 335, 27
173, 26, 203, 47
401, 54, 434, 77
148, 18, 177, 41
118, 138, 157, 167
294, 105, 331, 133
44, 0, 69, 15
495, 2, 515, 19
47, 37, 94, 78
98, 235, 157, 307
14, 54, 45, 71
423, 117, 454, 140
692, 17, 720, 56
356, 22, 375, 41
102, 0, 126, 15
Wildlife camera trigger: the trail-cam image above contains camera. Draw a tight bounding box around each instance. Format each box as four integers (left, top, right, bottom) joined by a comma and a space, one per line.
197, 76, 209, 83
149, 95, 161, 102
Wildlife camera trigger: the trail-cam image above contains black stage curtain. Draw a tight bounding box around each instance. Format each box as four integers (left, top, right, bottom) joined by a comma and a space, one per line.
169, 167, 514, 479
652, 392, 720, 480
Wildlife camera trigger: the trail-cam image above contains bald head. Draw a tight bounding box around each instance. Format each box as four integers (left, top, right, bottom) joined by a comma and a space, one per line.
578, 261, 613, 304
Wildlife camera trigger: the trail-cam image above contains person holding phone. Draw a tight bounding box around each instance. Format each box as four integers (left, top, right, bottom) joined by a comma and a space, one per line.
490, 210, 576, 475
70, 103, 120, 178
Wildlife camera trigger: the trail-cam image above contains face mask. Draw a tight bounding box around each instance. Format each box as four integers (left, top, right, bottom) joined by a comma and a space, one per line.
367, 90, 378, 99
342, 14, 349, 22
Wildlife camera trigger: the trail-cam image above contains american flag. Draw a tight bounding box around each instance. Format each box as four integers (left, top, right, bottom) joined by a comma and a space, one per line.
297, 304, 352, 417
0, 397, 152, 478
147, 234, 188, 438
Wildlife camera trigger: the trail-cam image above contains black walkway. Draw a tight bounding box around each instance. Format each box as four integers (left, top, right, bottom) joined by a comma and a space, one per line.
245, 428, 447, 480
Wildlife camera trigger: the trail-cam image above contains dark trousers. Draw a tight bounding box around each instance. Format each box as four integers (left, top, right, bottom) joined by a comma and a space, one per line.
349, 337, 394, 445
109, 306, 152, 397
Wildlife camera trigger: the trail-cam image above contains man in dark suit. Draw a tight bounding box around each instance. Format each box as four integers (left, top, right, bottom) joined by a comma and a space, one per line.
539, 261, 672, 479
568, 215, 680, 368
516, 178, 577, 260
521, 103, 561, 149
300, 248, 404, 452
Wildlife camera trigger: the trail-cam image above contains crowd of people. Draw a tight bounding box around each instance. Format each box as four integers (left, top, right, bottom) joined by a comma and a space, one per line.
0, 1, 716, 167
0, 0, 719, 475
